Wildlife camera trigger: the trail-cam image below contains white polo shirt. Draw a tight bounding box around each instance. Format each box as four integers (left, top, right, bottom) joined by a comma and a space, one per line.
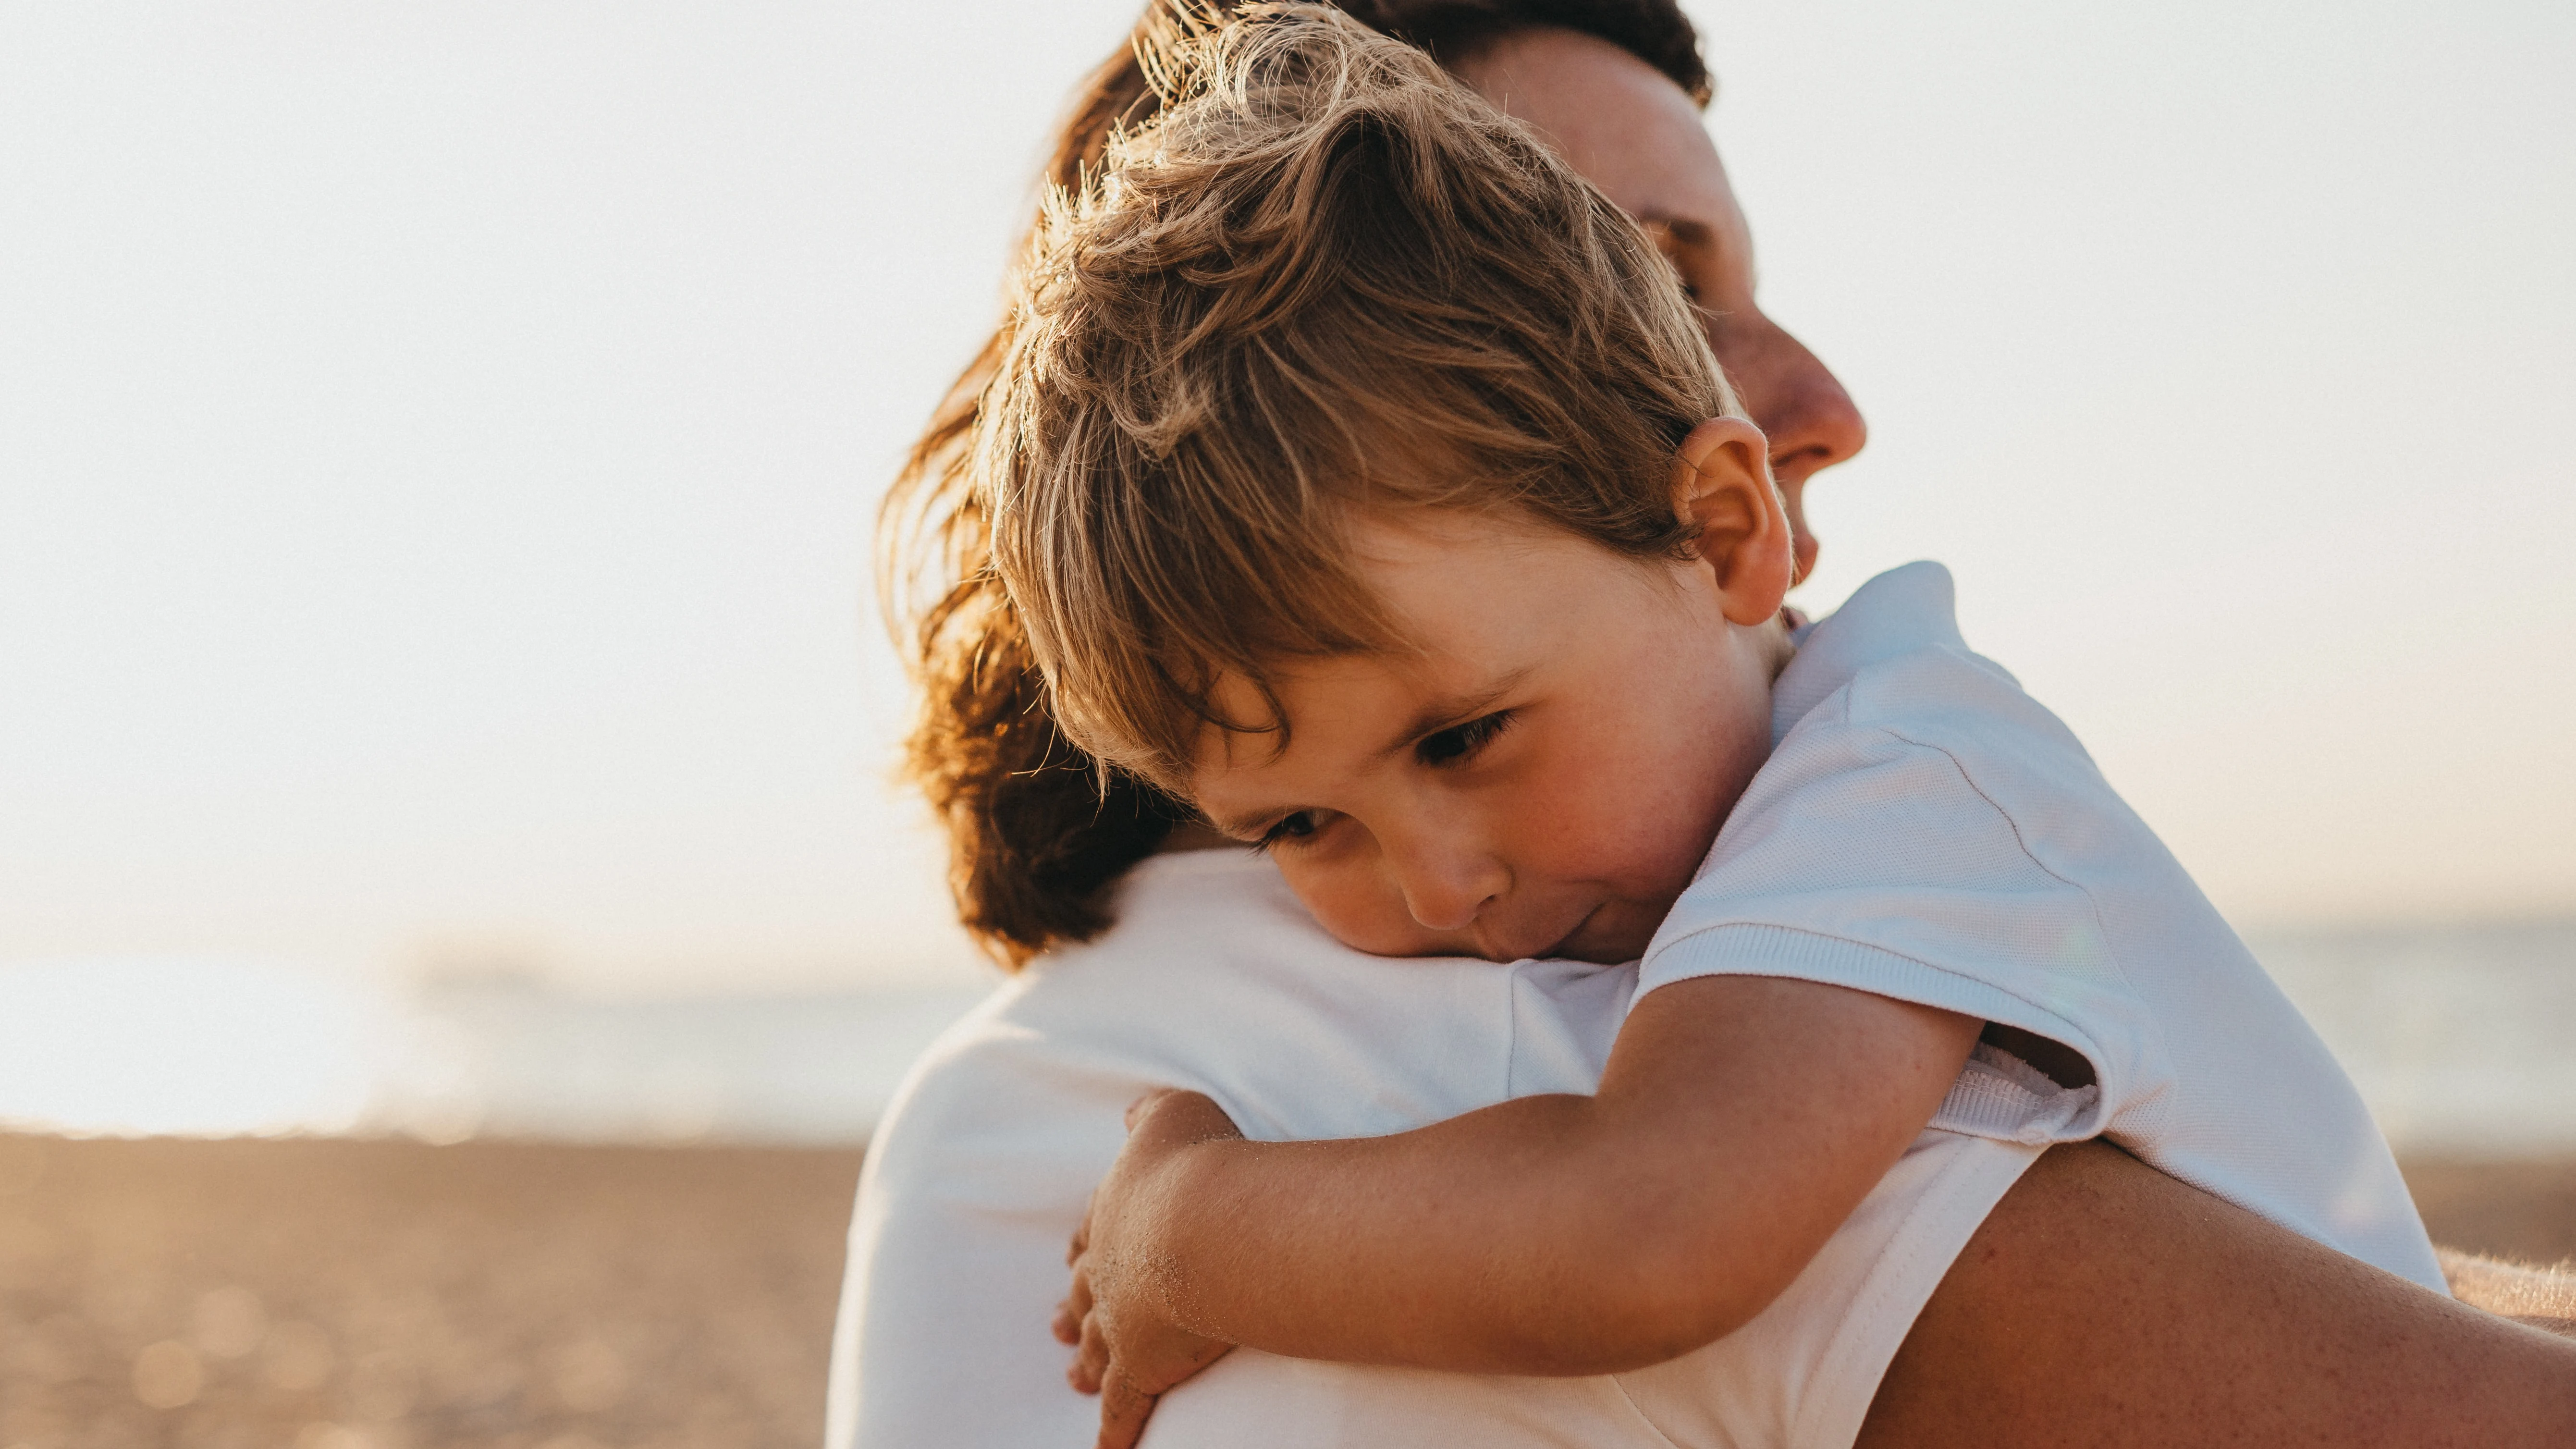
1640, 561, 2444, 1292
827, 850, 2044, 1449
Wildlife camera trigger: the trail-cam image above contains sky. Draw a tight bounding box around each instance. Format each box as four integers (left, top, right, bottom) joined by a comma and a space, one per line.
3, 0, 2570, 996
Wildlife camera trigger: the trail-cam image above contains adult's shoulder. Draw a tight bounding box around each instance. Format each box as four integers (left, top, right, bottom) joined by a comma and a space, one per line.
877, 849, 1576, 1149
888, 849, 1337, 1097
834, 856, 1653, 1449
862, 852, 1310, 1176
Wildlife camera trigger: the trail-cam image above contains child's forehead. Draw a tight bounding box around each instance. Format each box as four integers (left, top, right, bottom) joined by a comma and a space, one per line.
1163, 506, 1615, 722
1179, 516, 1677, 786
1339, 504, 1680, 641
1199, 646, 1533, 749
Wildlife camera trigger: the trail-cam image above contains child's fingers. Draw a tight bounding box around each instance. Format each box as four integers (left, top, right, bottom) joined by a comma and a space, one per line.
1121, 1088, 1242, 1149
1093, 1369, 1163, 1449
1067, 1206, 1091, 1266
1123, 1088, 1179, 1131
1054, 1266, 1096, 1344
1073, 1312, 1113, 1395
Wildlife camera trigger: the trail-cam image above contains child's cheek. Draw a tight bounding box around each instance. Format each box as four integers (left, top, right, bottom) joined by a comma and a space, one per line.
1277, 853, 1456, 958
1512, 741, 1717, 919
1510, 728, 1671, 875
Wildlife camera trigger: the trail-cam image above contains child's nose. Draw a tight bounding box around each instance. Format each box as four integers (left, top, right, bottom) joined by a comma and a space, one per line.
1393, 847, 1505, 934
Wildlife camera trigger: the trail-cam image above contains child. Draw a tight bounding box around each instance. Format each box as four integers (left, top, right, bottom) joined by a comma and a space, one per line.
977, 9, 2447, 1444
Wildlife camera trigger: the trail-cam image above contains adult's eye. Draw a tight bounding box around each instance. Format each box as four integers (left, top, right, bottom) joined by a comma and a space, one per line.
1416, 710, 1512, 767
1644, 221, 1705, 303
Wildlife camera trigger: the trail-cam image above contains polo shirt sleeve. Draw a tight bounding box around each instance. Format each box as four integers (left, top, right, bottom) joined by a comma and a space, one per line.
1635, 697, 2176, 1144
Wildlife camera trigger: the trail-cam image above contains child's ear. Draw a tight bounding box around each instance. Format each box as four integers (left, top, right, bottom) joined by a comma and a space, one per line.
1671, 417, 1792, 626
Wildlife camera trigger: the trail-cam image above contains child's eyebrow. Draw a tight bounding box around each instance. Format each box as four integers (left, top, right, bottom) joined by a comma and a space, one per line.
1199, 669, 1535, 839
1382, 668, 1532, 760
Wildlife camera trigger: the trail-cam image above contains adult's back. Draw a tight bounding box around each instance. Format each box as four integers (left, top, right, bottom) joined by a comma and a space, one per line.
828, 852, 2043, 1448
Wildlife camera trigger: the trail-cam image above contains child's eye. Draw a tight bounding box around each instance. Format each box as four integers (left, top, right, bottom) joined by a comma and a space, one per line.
1254, 811, 1320, 852
1415, 710, 1513, 767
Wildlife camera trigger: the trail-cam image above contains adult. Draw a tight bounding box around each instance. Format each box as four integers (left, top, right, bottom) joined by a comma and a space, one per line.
829, 6, 2576, 1447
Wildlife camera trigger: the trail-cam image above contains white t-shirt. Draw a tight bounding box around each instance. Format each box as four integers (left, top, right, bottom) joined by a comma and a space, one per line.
826, 849, 2044, 1449
1640, 560, 2444, 1292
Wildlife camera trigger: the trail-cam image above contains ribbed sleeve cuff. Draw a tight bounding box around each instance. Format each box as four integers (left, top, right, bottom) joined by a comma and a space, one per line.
1639, 922, 2111, 1143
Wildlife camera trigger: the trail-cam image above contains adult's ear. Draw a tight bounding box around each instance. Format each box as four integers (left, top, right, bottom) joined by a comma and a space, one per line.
1671, 416, 1792, 626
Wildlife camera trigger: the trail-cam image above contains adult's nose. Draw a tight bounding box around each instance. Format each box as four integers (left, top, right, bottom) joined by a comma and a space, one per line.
1723, 314, 1867, 581
1739, 317, 1866, 486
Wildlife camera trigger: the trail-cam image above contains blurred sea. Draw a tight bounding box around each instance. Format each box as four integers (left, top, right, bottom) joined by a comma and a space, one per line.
1, 920, 2569, 1152
2252, 919, 2576, 1154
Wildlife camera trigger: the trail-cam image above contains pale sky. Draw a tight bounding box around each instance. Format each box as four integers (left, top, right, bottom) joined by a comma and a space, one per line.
3, 0, 2570, 995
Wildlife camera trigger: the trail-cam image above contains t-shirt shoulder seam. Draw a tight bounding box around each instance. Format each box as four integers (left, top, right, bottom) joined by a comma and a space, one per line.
1863, 722, 2080, 893
1863, 722, 2149, 1004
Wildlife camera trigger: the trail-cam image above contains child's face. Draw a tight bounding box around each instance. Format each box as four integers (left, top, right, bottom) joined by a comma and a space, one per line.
1189, 506, 1785, 966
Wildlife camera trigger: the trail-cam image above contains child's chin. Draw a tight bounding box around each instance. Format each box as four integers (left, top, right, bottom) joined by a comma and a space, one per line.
1537, 907, 1654, 966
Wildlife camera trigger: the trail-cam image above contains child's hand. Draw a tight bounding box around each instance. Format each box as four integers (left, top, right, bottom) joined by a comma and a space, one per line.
1052, 1087, 1245, 1449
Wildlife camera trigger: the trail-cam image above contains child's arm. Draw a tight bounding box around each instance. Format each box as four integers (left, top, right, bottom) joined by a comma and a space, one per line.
1055, 974, 1979, 1443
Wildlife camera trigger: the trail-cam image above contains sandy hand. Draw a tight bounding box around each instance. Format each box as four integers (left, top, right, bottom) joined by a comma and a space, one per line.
1052, 1087, 1247, 1449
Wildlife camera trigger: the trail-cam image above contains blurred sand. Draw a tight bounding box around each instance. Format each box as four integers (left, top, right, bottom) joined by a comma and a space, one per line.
0, 1135, 862, 1449
2398, 1157, 2576, 1270
2, 1134, 2570, 1449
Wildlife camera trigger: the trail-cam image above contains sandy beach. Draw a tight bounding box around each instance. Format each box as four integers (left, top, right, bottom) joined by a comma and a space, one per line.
3, 1134, 2570, 1449
0, 1135, 861, 1449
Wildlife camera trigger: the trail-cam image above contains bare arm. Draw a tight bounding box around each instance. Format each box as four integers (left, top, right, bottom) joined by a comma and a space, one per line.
1860, 1140, 2576, 1447
1057, 975, 1975, 1425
